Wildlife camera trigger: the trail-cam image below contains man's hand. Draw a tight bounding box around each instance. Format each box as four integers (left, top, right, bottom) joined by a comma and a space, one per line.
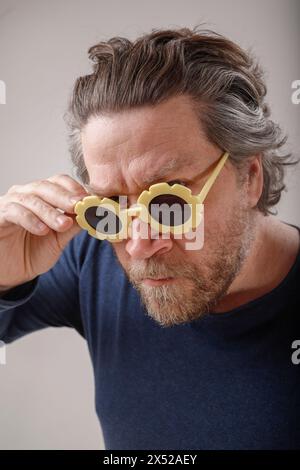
0, 174, 88, 292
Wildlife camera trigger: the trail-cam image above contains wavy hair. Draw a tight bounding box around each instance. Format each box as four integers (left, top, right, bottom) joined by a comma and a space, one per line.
65, 26, 298, 215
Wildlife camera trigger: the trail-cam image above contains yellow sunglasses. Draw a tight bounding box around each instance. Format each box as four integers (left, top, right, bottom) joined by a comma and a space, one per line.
75, 151, 229, 242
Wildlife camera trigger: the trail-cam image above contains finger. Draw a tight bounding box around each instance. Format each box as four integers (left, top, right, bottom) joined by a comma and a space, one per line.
56, 216, 83, 250
10, 193, 74, 232
14, 180, 84, 214
0, 202, 50, 235
47, 174, 88, 196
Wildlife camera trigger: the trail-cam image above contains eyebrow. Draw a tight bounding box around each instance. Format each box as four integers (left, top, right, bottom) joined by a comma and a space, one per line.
141, 158, 188, 184
85, 156, 210, 196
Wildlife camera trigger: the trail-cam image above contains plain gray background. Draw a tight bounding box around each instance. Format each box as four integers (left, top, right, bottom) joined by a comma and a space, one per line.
0, 0, 299, 450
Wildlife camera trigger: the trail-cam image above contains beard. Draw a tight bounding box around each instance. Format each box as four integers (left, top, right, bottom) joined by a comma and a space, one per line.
114, 196, 257, 328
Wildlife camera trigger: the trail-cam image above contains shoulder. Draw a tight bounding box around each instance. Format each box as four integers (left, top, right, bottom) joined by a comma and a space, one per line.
65, 230, 116, 274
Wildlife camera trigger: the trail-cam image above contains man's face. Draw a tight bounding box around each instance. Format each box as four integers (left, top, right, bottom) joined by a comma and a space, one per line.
82, 95, 257, 327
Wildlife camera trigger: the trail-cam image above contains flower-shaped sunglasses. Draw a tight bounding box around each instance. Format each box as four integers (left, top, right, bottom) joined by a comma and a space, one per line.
75, 151, 229, 242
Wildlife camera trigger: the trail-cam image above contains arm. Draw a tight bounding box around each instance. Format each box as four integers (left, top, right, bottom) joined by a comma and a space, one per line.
0, 231, 86, 343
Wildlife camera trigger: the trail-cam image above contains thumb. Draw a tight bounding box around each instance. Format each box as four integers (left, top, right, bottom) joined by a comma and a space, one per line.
56, 216, 83, 250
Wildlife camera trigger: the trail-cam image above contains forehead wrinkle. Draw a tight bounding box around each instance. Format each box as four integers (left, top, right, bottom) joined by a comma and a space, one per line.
139, 158, 182, 185
86, 155, 197, 196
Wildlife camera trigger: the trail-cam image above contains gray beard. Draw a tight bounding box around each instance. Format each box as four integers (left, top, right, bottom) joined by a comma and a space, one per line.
117, 203, 257, 327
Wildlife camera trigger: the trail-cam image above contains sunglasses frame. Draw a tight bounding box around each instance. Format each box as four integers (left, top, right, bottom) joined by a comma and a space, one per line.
74, 151, 229, 242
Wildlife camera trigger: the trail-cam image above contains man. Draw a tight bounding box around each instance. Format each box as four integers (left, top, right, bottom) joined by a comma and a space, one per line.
0, 27, 299, 450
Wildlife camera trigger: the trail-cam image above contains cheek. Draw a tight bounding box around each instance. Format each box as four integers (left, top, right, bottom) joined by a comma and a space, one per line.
204, 176, 240, 227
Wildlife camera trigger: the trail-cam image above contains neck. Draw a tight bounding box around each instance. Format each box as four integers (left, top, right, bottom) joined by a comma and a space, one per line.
213, 214, 300, 313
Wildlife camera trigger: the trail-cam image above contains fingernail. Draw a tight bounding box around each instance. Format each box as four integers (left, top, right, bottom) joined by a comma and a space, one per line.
56, 215, 68, 226
70, 195, 83, 204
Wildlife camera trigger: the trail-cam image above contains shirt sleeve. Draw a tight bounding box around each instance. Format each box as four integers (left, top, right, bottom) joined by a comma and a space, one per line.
0, 231, 87, 343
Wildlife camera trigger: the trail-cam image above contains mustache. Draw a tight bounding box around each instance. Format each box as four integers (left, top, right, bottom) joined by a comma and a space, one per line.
128, 258, 198, 282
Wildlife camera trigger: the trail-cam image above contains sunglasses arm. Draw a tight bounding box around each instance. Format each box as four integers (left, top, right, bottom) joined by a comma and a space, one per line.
197, 152, 229, 204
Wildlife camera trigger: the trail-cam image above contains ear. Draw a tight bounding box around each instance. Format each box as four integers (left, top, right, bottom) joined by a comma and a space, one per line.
246, 154, 264, 209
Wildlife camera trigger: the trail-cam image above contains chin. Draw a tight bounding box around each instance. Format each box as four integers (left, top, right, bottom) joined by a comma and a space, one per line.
142, 296, 210, 327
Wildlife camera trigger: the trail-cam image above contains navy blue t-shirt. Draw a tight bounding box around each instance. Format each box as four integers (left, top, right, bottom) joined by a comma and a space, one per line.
0, 225, 300, 450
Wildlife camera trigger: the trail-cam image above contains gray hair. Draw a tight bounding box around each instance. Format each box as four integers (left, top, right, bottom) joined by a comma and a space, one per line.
65, 26, 298, 215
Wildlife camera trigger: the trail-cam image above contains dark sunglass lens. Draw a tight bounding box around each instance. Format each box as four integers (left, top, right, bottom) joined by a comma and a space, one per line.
84, 206, 122, 235
149, 194, 191, 226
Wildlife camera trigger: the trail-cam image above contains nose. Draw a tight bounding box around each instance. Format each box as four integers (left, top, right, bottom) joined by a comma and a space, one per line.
125, 215, 173, 260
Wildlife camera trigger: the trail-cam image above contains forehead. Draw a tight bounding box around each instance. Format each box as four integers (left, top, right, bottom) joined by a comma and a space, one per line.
81, 95, 216, 194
